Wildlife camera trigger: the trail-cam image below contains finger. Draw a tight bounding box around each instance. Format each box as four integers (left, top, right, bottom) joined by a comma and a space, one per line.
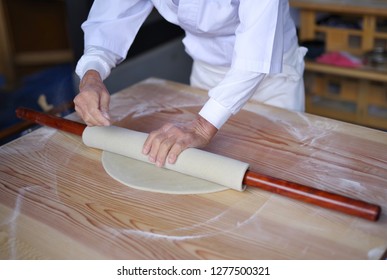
74, 102, 97, 126
167, 141, 185, 164
87, 108, 111, 126
142, 124, 173, 155
75, 96, 110, 126
142, 130, 159, 155
74, 93, 99, 126
99, 91, 111, 121
148, 134, 167, 166
74, 103, 84, 120
155, 137, 176, 167
145, 131, 164, 164
101, 111, 110, 122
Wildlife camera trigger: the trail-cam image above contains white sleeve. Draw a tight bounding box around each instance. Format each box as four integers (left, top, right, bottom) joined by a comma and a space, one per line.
233, 0, 284, 73
76, 0, 154, 79
199, 70, 265, 129
200, 0, 291, 129
75, 46, 122, 80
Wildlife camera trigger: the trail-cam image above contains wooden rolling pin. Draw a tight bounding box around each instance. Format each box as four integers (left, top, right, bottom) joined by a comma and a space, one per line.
16, 107, 382, 221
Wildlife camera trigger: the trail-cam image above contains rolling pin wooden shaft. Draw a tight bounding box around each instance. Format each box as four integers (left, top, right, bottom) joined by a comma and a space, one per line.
16, 107, 381, 221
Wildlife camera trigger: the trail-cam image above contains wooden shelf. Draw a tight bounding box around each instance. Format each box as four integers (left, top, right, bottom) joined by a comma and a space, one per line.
305, 61, 387, 83
290, 0, 387, 16
290, 0, 387, 130
14, 50, 73, 66
375, 32, 387, 40
315, 26, 363, 35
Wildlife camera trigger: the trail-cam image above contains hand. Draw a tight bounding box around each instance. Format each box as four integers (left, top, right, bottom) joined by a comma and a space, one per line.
74, 70, 111, 126
142, 115, 218, 167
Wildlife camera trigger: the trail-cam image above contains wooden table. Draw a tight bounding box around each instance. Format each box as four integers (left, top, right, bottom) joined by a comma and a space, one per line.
1, 78, 387, 259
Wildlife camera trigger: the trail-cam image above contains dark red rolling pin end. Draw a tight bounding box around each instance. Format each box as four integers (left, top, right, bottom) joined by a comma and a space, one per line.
16, 107, 86, 136
243, 170, 381, 222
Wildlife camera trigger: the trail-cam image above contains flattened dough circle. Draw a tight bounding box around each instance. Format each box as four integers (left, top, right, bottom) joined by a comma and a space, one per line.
102, 151, 229, 194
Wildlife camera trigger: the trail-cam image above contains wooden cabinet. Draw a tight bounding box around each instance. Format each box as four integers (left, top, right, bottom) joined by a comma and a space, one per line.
0, 0, 73, 89
290, 0, 387, 130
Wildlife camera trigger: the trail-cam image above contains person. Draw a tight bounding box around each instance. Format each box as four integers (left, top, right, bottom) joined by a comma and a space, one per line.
74, 0, 307, 167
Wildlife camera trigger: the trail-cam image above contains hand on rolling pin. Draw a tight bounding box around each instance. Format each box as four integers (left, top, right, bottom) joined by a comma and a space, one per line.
74, 70, 111, 126
143, 115, 218, 167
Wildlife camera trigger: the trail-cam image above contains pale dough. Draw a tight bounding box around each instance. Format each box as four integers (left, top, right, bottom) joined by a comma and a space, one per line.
82, 126, 249, 194
102, 152, 229, 194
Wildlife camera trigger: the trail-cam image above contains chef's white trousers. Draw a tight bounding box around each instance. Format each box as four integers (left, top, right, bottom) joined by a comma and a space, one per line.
190, 44, 308, 112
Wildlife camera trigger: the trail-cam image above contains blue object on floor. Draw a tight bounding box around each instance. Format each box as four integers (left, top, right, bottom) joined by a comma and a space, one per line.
0, 63, 76, 144
0, 75, 5, 88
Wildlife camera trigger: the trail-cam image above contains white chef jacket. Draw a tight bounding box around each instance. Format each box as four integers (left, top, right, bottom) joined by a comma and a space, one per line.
76, 0, 299, 128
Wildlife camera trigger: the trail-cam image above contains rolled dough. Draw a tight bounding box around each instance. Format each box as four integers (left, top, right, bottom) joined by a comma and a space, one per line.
82, 126, 249, 194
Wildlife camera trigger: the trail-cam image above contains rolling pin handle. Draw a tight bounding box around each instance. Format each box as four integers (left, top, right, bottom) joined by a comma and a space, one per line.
243, 170, 381, 222
16, 107, 86, 136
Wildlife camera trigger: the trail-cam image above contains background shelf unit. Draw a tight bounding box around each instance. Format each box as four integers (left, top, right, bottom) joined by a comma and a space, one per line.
290, 0, 387, 130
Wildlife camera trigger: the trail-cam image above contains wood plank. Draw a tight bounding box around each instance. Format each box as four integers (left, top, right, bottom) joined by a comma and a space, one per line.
14, 50, 73, 66
290, 0, 387, 16
305, 61, 387, 83
362, 15, 376, 52
299, 10, 316, 41
0, 0, 14, 88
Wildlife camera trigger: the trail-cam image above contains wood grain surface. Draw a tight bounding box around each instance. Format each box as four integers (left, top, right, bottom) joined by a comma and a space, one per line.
1, 78, 387, 259
290, 0, 387, 15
